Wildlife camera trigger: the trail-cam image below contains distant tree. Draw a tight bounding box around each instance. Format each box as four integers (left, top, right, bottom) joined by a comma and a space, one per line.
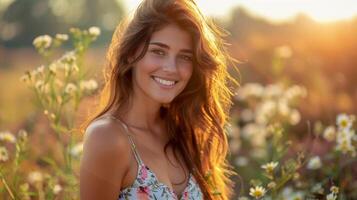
0, 0, 125, 47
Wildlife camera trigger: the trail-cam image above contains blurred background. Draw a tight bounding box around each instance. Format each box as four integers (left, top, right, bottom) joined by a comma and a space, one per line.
1, 0, 357, 198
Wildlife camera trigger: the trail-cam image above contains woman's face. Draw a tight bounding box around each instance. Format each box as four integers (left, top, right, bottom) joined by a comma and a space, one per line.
131, 23, 194, 104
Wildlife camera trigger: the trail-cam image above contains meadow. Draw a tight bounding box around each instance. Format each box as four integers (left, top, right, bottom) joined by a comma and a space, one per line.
0, 4, 356, 200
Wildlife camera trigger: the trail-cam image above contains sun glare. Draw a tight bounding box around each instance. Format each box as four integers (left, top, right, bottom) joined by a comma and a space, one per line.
123, 0, 357, 23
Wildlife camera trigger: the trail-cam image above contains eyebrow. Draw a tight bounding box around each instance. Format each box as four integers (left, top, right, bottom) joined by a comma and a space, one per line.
149, 42, 193, 54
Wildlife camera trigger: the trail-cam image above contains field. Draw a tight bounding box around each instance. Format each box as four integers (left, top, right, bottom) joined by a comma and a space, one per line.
1, 4, 356, 200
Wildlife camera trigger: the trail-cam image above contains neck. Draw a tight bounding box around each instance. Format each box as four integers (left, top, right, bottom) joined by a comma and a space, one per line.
114, 86, 164, 136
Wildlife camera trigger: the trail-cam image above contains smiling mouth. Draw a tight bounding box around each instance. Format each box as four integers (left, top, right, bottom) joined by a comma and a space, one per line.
151, 76, 178, 87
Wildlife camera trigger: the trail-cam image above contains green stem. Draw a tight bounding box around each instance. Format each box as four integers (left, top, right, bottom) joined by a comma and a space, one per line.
0, 171, 16, 200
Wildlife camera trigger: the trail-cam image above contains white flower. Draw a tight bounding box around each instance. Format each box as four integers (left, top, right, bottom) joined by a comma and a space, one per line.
264, 84, 284, 99
284, 85, 307, 102
53, 184, 62, 194
326, 193, 337, 200
235, 83, 264, 100
34, 80, 48, 92
261, 161, 278, 173
33, 35, 52, 49
336, 128, 356, 156
255, 100, 276, 125
80, 79, 98, 91
267, 181, 276, 189
61, 51, 77, 64
289, 109, 301, 125
35, 80, 44, 89
330, 186, 339, 194
49, 62, 59, 74
307, 156, 322, 170
337, 113, 353, 130
277, 98, 290, 117
0, 146, 9, 162
64, 63, 79, 76
34, 65, 45, 75
20, 74, 31, 83
30, 69, 40, 78
18, 129, 28, 143
323, 126, 336, 142
65, 83, 77, 94
55, 34, 68, 42
88, 26, 101, 37
0, 131, 16, 143
335, 137, 355, 156
241, 123, 265, 139
28, 171, 43, 184
249, 186, 266, 199
70, 142, 84, 157
241, 123, 267, 147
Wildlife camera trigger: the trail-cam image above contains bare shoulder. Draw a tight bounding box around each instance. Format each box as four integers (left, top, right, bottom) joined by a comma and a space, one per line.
80, 116, 131, 200
83, 116, 131, 151
82, 116, 131, 164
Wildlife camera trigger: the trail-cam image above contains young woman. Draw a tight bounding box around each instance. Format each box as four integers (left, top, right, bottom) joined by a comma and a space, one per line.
80, 0, 238, 199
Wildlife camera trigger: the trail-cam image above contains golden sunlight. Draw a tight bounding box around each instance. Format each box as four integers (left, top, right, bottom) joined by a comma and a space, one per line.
123, 0, 357, 23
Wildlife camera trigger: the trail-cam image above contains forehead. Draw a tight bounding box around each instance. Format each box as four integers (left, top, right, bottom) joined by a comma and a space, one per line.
150, 23, 193, 50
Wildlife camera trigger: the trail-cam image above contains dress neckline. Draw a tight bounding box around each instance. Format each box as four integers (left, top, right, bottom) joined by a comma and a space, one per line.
108, 114, 193, 199
119, 162, 193, 200
142, 163, 192, 199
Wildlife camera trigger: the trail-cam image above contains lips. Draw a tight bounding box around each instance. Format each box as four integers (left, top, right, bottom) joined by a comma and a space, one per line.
151, 76, 178, 87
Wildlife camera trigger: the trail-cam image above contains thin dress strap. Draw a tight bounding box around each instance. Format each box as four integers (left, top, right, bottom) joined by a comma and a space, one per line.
105, 115, 144, 166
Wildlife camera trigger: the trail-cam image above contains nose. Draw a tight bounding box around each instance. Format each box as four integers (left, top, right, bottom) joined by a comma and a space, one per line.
162, 56, 177, 73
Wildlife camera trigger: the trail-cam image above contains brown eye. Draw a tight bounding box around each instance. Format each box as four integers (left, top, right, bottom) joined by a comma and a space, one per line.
151, 49, 165, 56
180, 54, 192, 61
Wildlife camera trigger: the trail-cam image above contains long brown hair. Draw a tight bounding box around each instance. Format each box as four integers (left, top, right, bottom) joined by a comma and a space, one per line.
81, 0, 239, 199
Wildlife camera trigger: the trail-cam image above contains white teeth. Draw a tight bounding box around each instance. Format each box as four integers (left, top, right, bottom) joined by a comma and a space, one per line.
153, 76, 176, 86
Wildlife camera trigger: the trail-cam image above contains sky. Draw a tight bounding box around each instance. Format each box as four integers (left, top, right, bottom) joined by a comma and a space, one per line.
122, 0, 357, 23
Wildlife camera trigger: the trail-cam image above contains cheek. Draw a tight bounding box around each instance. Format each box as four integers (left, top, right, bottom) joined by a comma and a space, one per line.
134, 57, 160, 76
180, 64, 193, 81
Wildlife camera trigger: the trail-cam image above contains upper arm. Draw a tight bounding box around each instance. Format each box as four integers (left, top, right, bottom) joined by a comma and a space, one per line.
80, 119, 131, 200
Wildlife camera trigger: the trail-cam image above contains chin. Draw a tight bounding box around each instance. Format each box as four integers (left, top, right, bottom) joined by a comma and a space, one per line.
153, 95, 176, 105
157, 98, 175, 105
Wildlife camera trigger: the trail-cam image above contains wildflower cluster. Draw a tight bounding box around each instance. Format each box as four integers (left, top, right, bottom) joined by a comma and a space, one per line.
235, 83, 306, 126
232, 83, 307, 159
20, 27, 99, 133
0, 130, 29, 199
334, 114, 356, 156
249, 186, 266, 199
0, 27, 100, 199
230, 80, 356, 199
326, 186, 339, 200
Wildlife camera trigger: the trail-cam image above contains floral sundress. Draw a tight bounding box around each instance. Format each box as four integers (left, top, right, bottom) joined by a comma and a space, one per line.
106, 115, 203, 200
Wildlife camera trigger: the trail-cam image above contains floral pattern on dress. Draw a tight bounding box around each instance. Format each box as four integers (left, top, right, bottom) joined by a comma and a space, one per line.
118, 163, 203, 200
